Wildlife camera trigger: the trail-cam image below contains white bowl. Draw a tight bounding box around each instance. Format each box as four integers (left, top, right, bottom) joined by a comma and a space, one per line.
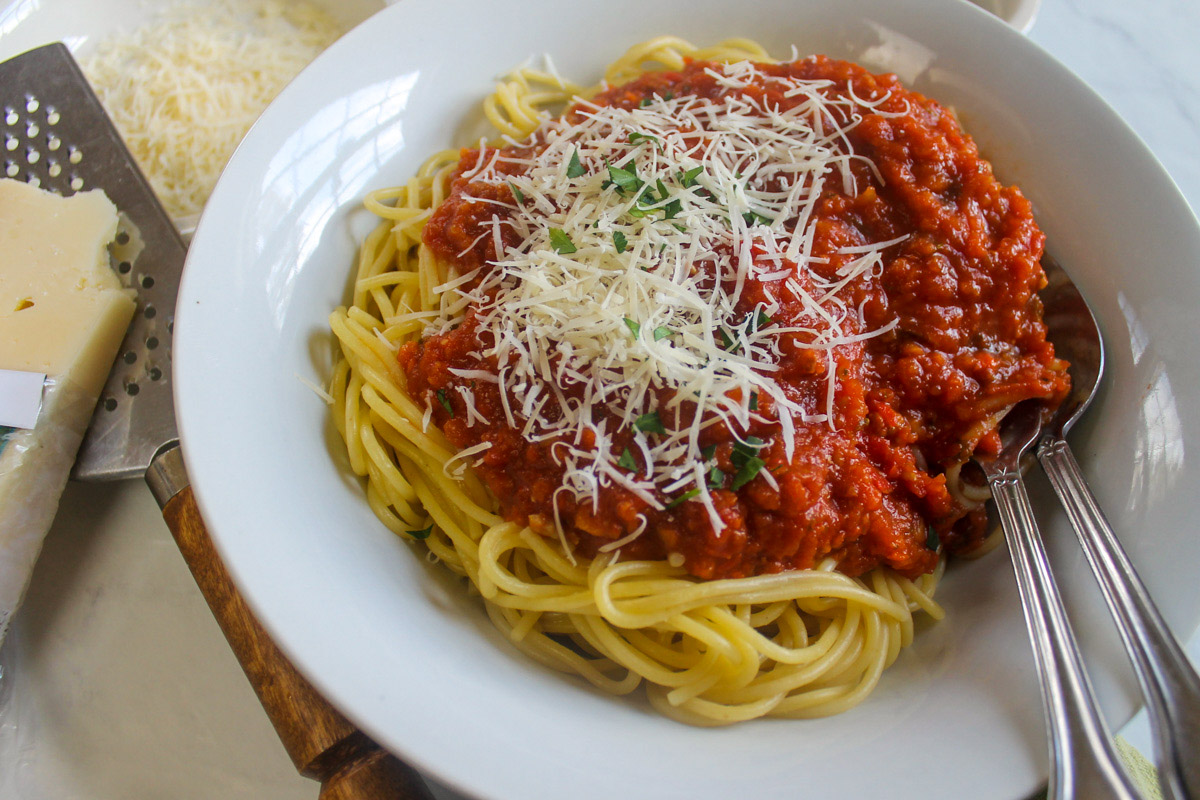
177, 1, 1200, 798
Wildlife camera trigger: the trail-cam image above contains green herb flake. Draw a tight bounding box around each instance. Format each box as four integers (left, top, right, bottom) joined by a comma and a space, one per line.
629, 132, 659, 148
718, 327, 738, 352
566, 148, 586, 178
548, 228, 577, 254
634, 411, 666, 434
731, 436, 765, 469
618, 448, 639, 471
926, 524, 940, 551
660, 198, 682, 220
707, 466, 725, 488
749, 392, 759, 411
665, 488, 700, 508
653, 326, 672, 341
742, 210, 773, 227
679, 166, 704, 188
407, 523, 434, 540
731, 456, 766, 491
436, 389, 454, 417
639, 97, 652, 108
507, 181, 525, 204
700, 444, 717, 461
756, 309, 772, 329
613, 230, 628, 254
607, 162, 643, 195
624, 317, 641, 338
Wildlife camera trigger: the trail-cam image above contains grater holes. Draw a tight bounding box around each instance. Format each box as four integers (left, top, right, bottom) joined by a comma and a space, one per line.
4, 136, 14, 152
47, 135, 60, 151
140, 275, 154, 289
44, 108, 59, 126
118, 260, 131, 274
69, 175, 83, 191
25, 122, 38, 138
4, 162, 16, 178
116, 231, 130, 245
143, 304, 157, 319
148, 365, 163, 382
123, 350, 137, 365
25, 147, 39, 165
125, 382, 139, 396
146, 336, 159, 350
4, 108, 16, 126
24, 96, 38, 114
67, 146, 81, 164
103, 397, 118, 412
47, 162, 61, 178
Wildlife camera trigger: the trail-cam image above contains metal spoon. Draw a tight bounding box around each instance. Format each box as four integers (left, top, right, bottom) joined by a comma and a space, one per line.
976, 398, 1142, 800
1037, 254, 1200, 800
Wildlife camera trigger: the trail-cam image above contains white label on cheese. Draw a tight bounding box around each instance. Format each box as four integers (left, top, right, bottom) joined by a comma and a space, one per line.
0, 369, 46, 429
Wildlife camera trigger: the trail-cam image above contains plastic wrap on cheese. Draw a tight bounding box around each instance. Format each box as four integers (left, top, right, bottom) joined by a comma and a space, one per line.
0, 179, 135, 643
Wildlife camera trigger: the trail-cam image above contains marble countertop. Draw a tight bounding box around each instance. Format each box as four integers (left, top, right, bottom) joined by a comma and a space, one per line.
1, 0, 1198, 798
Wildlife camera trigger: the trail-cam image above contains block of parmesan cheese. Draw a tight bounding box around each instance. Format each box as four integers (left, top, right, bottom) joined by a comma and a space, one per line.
0, 178, 136, 643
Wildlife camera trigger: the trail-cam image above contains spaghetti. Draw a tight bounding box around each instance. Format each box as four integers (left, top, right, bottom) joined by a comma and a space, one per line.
329, 37, 1068, 724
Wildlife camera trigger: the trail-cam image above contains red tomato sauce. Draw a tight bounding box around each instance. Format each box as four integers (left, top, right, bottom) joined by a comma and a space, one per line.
401, 57, 1069, 581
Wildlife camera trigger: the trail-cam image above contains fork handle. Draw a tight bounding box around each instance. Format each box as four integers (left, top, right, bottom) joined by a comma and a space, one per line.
1039, 435, 1200, 800
986, 465, 1142, 800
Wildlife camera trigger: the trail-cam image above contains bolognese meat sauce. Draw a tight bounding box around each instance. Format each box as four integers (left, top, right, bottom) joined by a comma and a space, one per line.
399, 56, 1069, 581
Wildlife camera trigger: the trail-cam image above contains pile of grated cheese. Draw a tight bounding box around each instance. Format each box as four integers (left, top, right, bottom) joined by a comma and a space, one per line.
82, 0, 343, 222
428, 60, 910, 539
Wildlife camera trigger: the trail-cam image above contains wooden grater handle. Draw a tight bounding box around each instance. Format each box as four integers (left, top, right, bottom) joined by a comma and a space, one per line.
159, 482, 432, 800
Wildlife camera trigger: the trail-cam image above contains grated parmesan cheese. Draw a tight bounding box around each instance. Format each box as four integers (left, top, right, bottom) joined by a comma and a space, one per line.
81, 0, 343, 222
431, 60, 910, 538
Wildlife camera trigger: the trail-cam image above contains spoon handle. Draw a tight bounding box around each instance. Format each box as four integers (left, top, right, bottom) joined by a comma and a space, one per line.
985, 464, 1143, 800
1038, 435, 1200, 800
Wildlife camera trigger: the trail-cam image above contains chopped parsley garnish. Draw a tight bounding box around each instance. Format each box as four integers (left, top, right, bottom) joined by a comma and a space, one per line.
618, 448, 639, 471
730, 456, 765, 491
679, 166, 704, 188
665, 488, 700, 508
634, 411, 666, 434
926, 524, 940, 551
653, 326, 672, 341
730, 436, 767, 490
638, 97, 652, 108
436, 389, 454, 417
407, 523, 434, 540
660, 198, 683, 220
718, 327, 738, 352
548, 228, 577, 254
624, 317, 641, 338
613, 230, 628, 254
507, 181, 525, 204
607, 162, 643, 194
700, 444, 717, 461
629, 131, 659, 148
749, 392, 759, 411
566, 148, 586, 178
742, 210, 773, 227
707, 465, 725, 488
756, 309, 772, 329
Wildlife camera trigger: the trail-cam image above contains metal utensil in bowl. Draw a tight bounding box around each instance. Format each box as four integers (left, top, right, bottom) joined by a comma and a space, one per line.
1036, 254, 1200, 800
976, 398, 1141, 799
